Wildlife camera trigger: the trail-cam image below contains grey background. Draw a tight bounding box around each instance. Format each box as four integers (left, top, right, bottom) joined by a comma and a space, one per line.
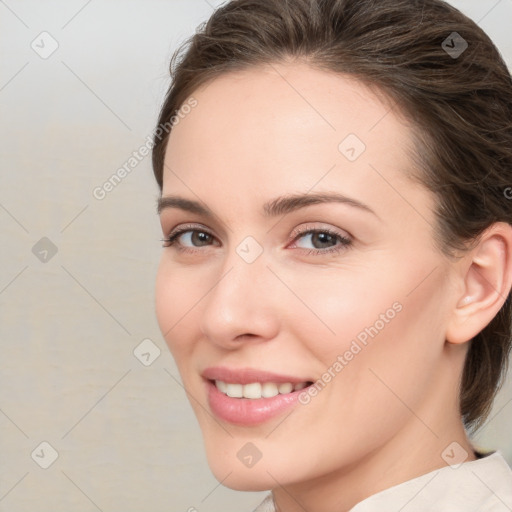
0, 1, 511, 511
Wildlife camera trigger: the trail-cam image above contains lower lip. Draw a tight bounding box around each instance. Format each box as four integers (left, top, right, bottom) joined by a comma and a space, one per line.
206, 380, 306, 426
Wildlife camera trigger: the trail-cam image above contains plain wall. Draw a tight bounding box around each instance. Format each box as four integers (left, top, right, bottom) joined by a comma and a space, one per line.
1, 1, 511, 511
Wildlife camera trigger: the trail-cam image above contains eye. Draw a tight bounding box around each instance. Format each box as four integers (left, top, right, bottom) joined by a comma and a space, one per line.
162, 224, 218, 253
289, 227, 352, 255
162, 223, 352, 256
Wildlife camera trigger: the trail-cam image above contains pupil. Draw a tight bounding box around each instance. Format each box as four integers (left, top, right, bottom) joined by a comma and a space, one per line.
313, 232, 334, 248
192, 231, 210, 246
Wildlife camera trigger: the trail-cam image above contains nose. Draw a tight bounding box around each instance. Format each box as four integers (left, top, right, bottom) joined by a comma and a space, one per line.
199, 247, 281, 349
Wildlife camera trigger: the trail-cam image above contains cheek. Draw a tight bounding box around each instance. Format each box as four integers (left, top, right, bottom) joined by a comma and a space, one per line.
285, 257, 449, 415
275, 262, 403, 364
316, 262, 449, 422
252, 265, 450, 476
155, 259, 175, 342
155, 258, 202, 361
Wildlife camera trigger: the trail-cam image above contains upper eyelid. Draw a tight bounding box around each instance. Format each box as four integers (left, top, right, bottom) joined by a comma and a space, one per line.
167, 222, 212, 236
166, 223, 351, 245
289, 223, 351, 240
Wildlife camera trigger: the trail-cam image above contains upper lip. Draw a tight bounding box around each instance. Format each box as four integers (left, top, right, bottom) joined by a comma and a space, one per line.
202, 366, 311, 385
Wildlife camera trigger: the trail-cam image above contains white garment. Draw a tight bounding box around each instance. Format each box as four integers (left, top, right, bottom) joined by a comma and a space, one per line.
252, 451, 512, 511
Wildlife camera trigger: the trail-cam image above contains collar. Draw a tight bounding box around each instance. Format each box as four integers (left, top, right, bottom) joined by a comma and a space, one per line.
252, 451, 512, 512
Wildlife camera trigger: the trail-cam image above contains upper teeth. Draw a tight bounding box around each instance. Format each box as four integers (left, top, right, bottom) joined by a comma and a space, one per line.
215, 380, 308, 399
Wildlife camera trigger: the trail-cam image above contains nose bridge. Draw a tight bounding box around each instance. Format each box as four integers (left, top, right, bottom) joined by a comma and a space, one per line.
199, 238, 279, 345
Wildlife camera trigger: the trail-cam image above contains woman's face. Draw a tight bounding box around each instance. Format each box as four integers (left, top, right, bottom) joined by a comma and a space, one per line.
156, 62, 463, 490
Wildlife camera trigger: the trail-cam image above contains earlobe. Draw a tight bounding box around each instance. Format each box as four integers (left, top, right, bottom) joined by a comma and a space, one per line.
446, 222, 512, 345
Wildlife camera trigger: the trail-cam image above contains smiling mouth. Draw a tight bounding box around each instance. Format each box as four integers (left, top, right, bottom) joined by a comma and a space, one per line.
212, 380, 313, 399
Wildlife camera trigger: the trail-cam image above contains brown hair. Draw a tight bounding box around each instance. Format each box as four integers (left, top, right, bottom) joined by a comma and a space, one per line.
152, 0, 512, 431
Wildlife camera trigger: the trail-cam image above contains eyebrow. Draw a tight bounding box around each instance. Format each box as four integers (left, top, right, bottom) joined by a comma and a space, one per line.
157, 192, 378, 218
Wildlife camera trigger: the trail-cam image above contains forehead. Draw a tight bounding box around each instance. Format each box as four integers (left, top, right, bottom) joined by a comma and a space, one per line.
163, 62, 429, 224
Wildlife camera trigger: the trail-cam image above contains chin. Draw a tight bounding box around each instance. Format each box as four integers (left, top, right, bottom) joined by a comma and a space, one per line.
209, 462, 275, 492
201, 436, 278, 491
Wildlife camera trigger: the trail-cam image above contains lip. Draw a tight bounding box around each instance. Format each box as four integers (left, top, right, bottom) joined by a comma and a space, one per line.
202, 366, 310, 385
202, 366, 313, 426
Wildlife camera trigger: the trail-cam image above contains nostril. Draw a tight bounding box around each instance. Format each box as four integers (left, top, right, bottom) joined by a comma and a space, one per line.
235, 333, 257, 341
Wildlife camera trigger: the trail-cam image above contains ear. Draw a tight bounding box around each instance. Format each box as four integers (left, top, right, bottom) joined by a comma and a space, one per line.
446, 222, 512, 345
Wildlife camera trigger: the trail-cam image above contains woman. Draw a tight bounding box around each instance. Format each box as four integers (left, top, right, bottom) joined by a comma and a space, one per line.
152, 0, 512, 510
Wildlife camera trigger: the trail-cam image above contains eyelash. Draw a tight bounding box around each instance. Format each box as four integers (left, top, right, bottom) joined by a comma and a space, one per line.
161, 223, 352, 256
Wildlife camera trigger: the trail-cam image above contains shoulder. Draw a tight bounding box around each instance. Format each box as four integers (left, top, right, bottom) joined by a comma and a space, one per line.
249, 453, 512, 512
252, 494, 274, 512
471, 451, 512, 511
350, 451, 512, 512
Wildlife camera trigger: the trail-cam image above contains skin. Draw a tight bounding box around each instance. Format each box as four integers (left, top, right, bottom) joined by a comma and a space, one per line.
155, 61, 512, 512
